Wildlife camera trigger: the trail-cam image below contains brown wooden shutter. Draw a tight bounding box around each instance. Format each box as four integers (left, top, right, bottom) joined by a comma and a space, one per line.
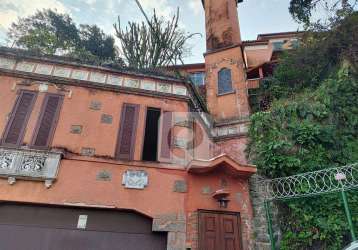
115, 103, 140, 160
2, 90, 37, 146
31, 94, 63, 148
159, 111, 172, 161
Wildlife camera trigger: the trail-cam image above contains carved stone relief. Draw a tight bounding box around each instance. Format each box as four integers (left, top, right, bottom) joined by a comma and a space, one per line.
122, 170, 148, 189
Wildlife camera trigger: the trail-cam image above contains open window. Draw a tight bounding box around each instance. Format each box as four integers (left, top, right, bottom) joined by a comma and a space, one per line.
142, 108, 161, 161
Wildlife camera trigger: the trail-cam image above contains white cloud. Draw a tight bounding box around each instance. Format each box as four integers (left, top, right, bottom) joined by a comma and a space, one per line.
138, 0, 174, 19
0, 0, 69, 32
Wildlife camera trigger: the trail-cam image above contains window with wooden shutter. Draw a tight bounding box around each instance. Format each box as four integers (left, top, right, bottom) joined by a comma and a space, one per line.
1, 90, 37, 146
115, 103, 140, 160
158, 111, 173, 161
31, 94, 64, 148
218, 68, 233, 95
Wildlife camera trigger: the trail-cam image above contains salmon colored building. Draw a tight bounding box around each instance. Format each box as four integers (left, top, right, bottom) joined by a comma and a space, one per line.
0, 1, 301, 250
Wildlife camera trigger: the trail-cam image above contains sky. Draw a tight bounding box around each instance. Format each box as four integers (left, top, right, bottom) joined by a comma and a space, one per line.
0, 0, 301, 63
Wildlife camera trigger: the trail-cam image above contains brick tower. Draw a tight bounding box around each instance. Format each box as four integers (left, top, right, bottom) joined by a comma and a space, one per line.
203, 0, 250, 122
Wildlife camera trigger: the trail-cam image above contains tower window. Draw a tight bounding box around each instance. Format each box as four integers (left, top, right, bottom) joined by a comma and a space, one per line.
218, 68, 233, 95
142, 108, 161, 161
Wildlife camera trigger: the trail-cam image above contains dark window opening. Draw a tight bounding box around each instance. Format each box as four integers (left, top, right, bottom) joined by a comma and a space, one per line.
142, 108, 161, 161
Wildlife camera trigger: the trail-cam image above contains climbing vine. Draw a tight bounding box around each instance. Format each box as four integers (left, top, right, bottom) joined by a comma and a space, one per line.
247, 12, 358, 249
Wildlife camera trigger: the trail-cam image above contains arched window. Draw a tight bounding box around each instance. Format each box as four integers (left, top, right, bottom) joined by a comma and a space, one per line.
218, 68, 233, 95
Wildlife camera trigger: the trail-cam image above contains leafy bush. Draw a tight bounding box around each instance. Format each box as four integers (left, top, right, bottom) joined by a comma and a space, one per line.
247, 12, 358, 249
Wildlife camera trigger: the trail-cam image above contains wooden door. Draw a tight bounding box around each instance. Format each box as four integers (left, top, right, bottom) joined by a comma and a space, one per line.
199, 211, 242, 250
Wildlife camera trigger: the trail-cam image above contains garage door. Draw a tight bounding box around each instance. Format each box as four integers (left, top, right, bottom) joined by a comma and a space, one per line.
0, 203, 167, 250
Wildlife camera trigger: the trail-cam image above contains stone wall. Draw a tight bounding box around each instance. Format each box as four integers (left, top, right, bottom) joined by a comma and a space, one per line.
249, 174, 281, 250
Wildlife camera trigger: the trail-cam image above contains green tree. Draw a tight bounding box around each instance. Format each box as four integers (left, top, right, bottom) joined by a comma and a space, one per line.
79, 24, 117, 61
8, 9, 80, 55
8, 9, 117, 63
114, 9, 196, 69
289, 0, 356, 25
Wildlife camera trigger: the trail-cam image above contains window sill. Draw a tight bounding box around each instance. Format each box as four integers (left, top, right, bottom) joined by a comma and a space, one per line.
217, 90, 236, 97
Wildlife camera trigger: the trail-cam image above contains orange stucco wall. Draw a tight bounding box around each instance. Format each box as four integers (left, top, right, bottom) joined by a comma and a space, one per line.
204, 0, 242, 50
205, 46, 251, 121
0, 75, 188, 161
0, 72, 254, 249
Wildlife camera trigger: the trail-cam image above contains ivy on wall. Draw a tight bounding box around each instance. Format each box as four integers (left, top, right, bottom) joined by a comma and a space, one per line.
247, 12, 358, 249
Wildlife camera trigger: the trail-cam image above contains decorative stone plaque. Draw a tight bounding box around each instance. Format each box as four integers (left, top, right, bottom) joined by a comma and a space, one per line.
89, 100, 102, 110
173, 85, 187, 96
96, 170, 112, 181
123, 78, 140, 88
16, 61, 36, 72
107, 75, 123, 86
157, 82, 172, 93
0, 57, 16, 70
122, 170, 148, 189
90, 72, 106, 83
77, 215, 88, 229
101, 114, 113, 124
141, 80, 156, 91
53, 66, 71, 78
70, 125, 83, 134
71, 69, 89, 80
35, 64, 53, 75
173, 180, 187, 193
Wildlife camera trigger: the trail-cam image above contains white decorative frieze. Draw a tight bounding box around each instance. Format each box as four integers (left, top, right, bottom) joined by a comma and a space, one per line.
122, 170, 148, 189
173, 85, 187, 96
53, 66, 71, 78
0, 56, 189, 98
157, 82, 172, 93
123, 78, 140, 88
0, 148, 61, 187
217, 127, 228, 137
239, 124, 249, 133
0, 57, 16, 70
141, 80, 156, 91
35, 64, 53, 75
107, 75, 123, 86
227, 127, 238, 135
16, 61, 36, 72
71, 69, 89, 80
89, 72, 106, 83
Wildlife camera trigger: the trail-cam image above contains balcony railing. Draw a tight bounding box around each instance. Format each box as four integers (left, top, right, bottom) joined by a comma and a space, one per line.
0, 147, 62, 188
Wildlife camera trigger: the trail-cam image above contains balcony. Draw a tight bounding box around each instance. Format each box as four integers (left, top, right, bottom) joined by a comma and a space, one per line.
0, 147, 62, 188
